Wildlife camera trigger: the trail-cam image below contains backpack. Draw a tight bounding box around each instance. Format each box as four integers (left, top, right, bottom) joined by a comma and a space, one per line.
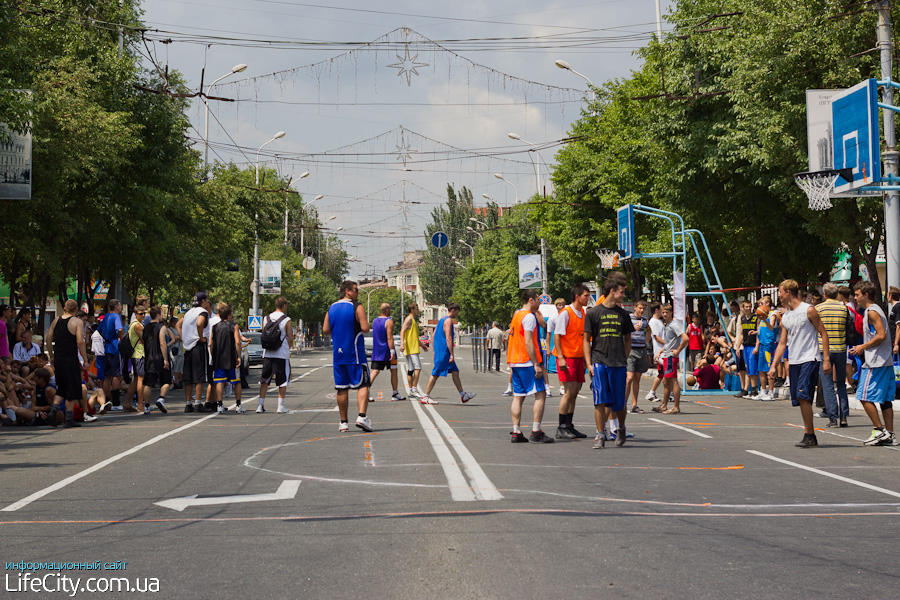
261, 314, 288, 351
846, 305, 863, 347
118, 322, 135, 359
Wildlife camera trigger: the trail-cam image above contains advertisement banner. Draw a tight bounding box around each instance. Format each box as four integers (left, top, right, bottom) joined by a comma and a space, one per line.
0, 123, 32, 200
518, 254, 542, 290
260, 260, 282, 295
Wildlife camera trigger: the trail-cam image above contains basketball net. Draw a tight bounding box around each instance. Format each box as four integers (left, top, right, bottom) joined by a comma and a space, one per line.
794, 172, 836, 210
596, 249, 619, 270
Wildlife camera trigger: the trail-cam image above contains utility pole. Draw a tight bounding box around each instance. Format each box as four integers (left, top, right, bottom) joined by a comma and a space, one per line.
879, 1, 900, 297
540, 238, 549, 295
654, 0, 663, 40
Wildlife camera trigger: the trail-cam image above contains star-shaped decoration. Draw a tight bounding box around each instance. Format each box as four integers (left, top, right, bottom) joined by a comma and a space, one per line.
387, 44, 429, 87
394, 131, 417, 167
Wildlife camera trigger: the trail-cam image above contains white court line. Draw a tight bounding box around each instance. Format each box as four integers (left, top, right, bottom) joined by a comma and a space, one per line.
647, 417, 713, 439
424, 405, 503, 501
746, 450, 900, 499
4, 363, 321, 513
2, 410, 223, 512
408, 399, 477, 501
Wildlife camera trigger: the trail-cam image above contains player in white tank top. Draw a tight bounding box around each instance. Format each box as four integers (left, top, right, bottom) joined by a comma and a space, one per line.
771, 280, 831, 448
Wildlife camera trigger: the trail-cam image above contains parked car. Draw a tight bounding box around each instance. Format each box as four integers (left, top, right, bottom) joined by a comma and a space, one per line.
242, 332, 263, 367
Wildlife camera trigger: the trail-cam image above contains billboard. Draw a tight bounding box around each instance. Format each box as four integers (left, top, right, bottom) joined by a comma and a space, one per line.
260, 260, 282, 295
0, 123, 31, 200
518, 254, 542, 290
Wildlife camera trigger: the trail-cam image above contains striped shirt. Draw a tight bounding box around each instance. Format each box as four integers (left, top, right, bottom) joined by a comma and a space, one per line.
815, 298, 847, 353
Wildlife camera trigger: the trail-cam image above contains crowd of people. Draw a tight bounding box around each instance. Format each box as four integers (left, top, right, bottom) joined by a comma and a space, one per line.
2, 276, 897, 450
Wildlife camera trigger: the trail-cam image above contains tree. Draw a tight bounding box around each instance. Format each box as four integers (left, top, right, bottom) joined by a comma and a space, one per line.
362, 287, 415, 323
451, 206, 585, 327
418, 185, 479, 306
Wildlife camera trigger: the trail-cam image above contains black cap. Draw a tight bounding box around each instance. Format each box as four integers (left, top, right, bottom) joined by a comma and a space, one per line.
192, 291, 209, 307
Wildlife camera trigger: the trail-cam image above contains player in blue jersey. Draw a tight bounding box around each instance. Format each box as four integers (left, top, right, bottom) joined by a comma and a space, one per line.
418, 303, 475, 405
369, 303, 405, 402
323, 281, 372, 432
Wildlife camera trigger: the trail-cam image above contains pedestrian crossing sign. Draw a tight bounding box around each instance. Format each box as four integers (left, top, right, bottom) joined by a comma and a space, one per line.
248, 315, 262, 330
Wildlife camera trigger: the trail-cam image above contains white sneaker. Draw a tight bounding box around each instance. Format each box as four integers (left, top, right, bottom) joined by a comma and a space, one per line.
864, 428, 890, 446
339, 422, 350, 432
99, 402, 111, 415
645, 391, 659, 402
502, 390, 513, 397
256, 405, 266, 413
559, 386, 565, 396
408, 387, 420, 399
83, 414, 98, 423
392, 392, 406, 401
419, 394, 438, 405
217, 404, 226, 414
234, 405, 246, 414
356, 415, 373, 432
546, 389, 553, 397
460, 391, 476, 403
276, 405, 289, 414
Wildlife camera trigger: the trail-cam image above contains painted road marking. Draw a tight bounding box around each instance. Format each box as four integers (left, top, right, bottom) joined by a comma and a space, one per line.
3, 361, 316, 513
746, 450, 900, 499
155, 480, 301, 512
403, 379, 501, 501
409, 398, 477, 501
647, 417, 713, 439
364, 440, 375, 467
424, 404, 503, 501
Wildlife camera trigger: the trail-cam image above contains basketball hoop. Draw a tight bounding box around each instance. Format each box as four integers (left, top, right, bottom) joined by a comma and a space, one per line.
595, 248, 620, 270
794, 168, 852, 211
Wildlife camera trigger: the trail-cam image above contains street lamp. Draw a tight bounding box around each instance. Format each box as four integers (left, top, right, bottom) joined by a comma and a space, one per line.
508, 133, 547, 197
555, 59, 595, 103
458, 239, 475, 257
300, 195, 324, 256
494, 173, 519, 205
253, 130, 286, 317
204, 63, 248, 169
469, 217, 488, 229
465, 226, 484, 240
285, 171, 309, 246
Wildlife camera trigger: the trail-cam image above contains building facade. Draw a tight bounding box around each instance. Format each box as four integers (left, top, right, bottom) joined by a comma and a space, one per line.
385, 250, 448, 326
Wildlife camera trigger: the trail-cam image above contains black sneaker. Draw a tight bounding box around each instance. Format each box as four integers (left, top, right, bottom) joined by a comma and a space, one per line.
839, 418, 848, 428
529, 430, 555, 443
615, 425, 627, 447
568, 426, 588, 439
184, 403, 194, 413
63, 420, 81, 428
795, 433, 818, 448
510, 431, 529, 443
734, 390, 747, 398
556, 426, 577, 440
195, 404, 211, 413
827, 419, 839, 428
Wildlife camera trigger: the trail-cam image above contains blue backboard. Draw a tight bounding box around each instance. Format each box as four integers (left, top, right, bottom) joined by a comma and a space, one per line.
617, 204, 635, 260
832, 79, 881, 194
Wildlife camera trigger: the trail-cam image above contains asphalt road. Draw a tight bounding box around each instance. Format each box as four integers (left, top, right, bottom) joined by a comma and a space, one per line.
2, 348, 899, 599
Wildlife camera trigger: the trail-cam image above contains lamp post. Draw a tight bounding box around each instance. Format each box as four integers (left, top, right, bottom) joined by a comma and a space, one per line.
465, 226, 484, 240
507, 133, 548, 294
494, 173, 519, 205
469, 217, 488, 229
301, 194, 323, 256
458, 239, 475, 258
285, 171, 309, 246
204, 63, 248, 170
554, 59, 595, 103
508, 133, 548, 197
253, 131, 286, 317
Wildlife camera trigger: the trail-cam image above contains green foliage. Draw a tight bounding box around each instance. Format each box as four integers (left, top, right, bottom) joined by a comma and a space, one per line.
545, 0, 894, 296
450, 207, 584, 327
418, 185, 480, 306
362, 287, 416, 323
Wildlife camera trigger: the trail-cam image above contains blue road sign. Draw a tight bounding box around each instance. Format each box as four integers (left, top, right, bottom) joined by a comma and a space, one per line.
617, 204, 635, 260
431, 231, 449, 248
832, 79, 881, 194
539, 294, 552, 305
248, 315, 262, 331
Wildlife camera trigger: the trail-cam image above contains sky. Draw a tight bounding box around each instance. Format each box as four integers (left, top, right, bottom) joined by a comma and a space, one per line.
138, 0, 676, 279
